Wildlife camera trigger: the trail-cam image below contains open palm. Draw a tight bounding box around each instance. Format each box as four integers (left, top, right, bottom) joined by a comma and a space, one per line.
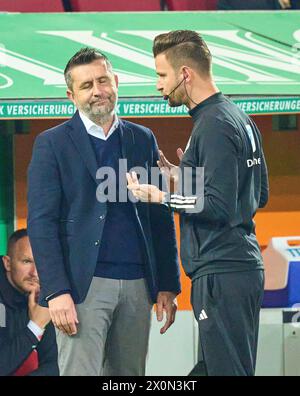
157, 149, 183, 193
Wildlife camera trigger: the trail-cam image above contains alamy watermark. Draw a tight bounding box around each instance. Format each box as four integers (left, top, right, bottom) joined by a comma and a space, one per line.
95, 160, 204, 213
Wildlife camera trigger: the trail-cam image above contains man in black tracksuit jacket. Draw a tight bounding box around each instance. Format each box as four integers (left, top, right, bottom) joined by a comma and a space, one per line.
127, 30, 269, 376
177, 92, 268, 376
0, 229, 58, 376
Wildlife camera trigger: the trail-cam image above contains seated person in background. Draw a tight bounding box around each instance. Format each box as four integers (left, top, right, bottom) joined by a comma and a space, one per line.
0, 229, 58, 376
217, 0, 292, 9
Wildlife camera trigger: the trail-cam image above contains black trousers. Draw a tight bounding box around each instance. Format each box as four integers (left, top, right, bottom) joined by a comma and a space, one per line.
190, 270, 264, 376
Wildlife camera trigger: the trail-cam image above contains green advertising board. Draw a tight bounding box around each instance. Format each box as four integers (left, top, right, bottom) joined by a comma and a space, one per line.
0, 11, 300, 117
0, 97, 300, 118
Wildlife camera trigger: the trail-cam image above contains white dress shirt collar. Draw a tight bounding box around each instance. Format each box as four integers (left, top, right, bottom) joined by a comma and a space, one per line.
79, 111, 119, 141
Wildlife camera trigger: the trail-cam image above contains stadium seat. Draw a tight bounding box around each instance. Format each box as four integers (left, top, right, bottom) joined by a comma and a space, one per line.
166, 0, 217, 10
204, 0, 218, 9
0, 0, 65, 12
69, 0, 162, 12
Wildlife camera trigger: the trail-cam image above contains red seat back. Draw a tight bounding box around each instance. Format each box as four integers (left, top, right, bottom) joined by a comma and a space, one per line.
70, 0, 162, 11
166, 0, 217, 10
0, 0, 64, 12
205, 0, 218, 10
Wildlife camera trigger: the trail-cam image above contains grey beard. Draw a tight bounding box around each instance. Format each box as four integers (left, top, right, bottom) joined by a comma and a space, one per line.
88, 109, 115, 126
81, 102, 116, 126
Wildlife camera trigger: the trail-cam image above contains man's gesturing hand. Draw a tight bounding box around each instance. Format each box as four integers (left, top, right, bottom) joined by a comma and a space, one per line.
126, 172, 165, 203
156, 291, 178, 334
157, 149, 183, 193
48, 293, 79, 336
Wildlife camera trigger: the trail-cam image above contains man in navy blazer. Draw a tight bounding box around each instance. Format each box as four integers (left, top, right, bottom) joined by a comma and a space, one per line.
27, 48, 180, 376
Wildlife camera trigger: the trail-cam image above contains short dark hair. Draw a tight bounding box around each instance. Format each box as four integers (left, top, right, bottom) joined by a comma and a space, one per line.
7, 228, 28, 256
64, 47, 112, 90
153, 30, 212, 76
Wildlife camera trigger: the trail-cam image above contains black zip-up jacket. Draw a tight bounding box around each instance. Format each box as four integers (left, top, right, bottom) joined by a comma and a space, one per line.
0, 262, 59, 376
176, 92, 269, 280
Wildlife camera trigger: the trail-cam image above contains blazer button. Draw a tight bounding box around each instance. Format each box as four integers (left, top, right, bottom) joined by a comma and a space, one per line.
99, 214, 105, 221
95, 240, 100, 246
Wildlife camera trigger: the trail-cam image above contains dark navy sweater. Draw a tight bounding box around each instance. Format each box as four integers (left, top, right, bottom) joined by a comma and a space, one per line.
89, 129, 145, 279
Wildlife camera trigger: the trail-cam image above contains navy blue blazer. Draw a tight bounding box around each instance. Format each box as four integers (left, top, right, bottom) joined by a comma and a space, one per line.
27, 111, 180, 306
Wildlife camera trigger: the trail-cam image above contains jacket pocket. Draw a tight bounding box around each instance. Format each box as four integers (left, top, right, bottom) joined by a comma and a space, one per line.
180, 219, 200, 261
206, 274, 219, 305
192, 221, 201, 259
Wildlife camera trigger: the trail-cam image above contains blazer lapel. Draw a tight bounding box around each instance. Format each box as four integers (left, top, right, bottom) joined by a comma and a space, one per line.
66, 111, 99, 184
118, 120, 136, 171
